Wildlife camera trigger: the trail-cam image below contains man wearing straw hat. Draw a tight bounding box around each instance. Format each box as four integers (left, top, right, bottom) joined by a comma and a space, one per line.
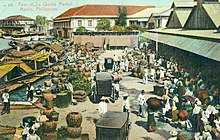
1, 88, 10, 115
138, 90, 146, 117
122, 93, 130, 112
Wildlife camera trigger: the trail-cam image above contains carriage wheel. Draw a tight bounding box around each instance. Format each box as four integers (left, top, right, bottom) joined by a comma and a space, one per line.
111, 87, 115, 103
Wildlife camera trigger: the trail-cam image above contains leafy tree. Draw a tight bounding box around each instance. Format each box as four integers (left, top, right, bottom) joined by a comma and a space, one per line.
34, 15, 47, 26
76, 26, 87, 32
95, 19, 110, 31
115, 7, 127, 27
111, 25, 127, 32
126, 24, 145, 32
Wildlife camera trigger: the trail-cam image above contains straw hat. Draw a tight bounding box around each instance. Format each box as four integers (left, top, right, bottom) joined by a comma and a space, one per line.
100, 96, 108, 101
215, 105, 220, 110
122, 93, 129, 97
170, 130, 178, 136
204, 125, 212, 132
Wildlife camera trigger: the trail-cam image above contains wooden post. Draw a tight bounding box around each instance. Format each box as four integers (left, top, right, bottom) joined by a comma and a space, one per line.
34, 60, 37, 75
48, 57, 50, 69
156, 32, 158, 59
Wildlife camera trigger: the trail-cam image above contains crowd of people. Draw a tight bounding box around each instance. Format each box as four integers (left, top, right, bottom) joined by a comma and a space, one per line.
2, 43, 220, 139
133, 49, 220, 139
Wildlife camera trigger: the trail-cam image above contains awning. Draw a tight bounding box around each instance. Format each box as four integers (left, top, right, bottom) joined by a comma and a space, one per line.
36, 54, 51, 62
0, 64, 17, 78
0, 62, 34, 78
23, 53, 51, 61
142, 32, 220, 62
19, 62, 34, 73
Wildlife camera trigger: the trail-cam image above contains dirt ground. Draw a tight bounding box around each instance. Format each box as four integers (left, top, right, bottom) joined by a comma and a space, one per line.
0, 50, 176, 140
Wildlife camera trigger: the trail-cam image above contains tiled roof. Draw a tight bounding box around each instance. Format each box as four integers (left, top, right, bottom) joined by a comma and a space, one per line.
2, 15, 34, 21
55, 5, 154, 19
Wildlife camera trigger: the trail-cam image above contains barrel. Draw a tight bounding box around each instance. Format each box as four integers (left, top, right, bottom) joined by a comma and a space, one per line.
56, 90, 71, 108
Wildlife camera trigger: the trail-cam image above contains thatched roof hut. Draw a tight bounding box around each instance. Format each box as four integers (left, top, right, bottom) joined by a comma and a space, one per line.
7, 50, 36, 58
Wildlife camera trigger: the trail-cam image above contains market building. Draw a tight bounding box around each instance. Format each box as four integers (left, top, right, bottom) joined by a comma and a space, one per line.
53, 4, 154, 38
142, 0, 220, 84
166, 1, 196, 28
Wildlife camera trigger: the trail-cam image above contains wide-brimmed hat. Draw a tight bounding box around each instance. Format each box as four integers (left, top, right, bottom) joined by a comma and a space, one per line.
170, 130, 178, 136
204, 125, 212, 132
122, 93, 129, 97
100, 96, 108, 100
215, 105, 220, 110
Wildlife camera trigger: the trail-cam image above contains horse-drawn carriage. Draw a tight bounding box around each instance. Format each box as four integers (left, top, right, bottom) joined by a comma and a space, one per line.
96, 111, 130, 140
92, 72, 116, 102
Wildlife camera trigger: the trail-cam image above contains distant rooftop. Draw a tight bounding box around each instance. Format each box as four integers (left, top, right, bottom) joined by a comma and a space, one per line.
1, 15, 34, 21
55, 4, 155, 19
131, 7, 170, 17
171, 1, 197, 8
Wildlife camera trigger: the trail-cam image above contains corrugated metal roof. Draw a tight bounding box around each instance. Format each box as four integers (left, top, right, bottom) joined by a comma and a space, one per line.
202, 3, 220, 28
171, 2, 197, 8
175, 9, 192, 26
131, 7, 170, 17
146, 28, 220, 39
142, 31, 220, 62
153, 9, 173, 17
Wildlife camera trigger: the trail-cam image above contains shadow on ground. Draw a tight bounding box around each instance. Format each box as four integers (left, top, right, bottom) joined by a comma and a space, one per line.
135, 120, 147, 131
141, 137, 153, 140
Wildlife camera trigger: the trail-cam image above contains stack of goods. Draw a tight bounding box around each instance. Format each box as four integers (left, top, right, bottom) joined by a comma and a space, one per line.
132, 65, 144, 78
41, 88, 58, 139
60, 68, 70, 83
41, 120, 57, 140
84, 66, 91, 81
66, 112, 83, 140
52, 66, 60, 84
73, 90, 87, 102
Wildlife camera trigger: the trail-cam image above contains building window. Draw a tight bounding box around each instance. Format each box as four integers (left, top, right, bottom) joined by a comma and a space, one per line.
78, 20, 82, 26
88, 20, 92, 26
157, 19, 161, 28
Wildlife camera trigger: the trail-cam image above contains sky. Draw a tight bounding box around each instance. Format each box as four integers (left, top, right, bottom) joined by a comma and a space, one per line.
0, 0, 192, 20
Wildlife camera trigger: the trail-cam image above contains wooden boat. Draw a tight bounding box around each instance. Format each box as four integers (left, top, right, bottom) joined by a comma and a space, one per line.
2, 33, 12, 39
11, 33, 31, 41
38, 33, 47, 41
8, 40, 18, 48
30, 33, 39, 41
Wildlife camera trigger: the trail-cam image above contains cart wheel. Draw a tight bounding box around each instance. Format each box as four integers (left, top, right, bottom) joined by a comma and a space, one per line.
111, 88, 115, 103
93, 93, 96, 102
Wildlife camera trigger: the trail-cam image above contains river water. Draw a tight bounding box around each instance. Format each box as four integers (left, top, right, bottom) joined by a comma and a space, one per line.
0, 38, 12, 50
